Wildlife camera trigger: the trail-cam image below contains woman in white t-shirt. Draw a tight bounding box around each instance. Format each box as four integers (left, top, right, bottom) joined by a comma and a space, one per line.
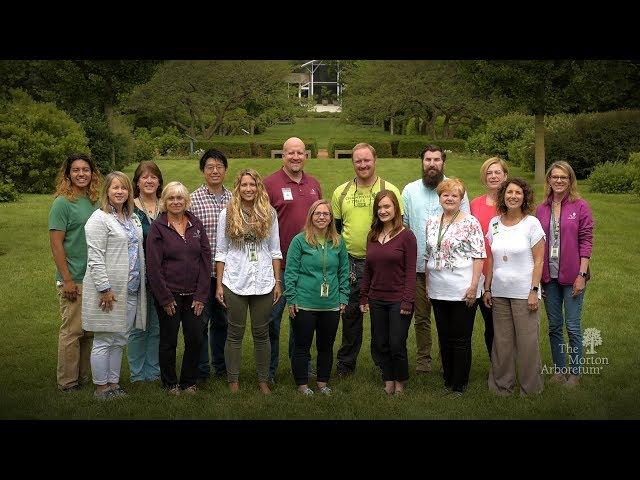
483, 178, 545, 397
425, 179, 486, 397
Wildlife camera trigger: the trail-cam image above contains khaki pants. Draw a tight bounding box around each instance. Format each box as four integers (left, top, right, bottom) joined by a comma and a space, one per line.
488, 297, 543, 397
56, 284, 93, 390
223, 286, 272, 383
414, 273, 434, 371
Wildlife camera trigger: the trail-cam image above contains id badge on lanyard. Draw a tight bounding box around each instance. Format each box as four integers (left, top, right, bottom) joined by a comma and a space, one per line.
320, 282, 329, 297
248, 242, 258, 262
434, 251, 443, 271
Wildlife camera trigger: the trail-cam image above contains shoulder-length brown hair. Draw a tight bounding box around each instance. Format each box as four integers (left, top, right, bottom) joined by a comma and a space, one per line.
367, 190, 403, 242
99, 171, 135, 217
303, 199, 341, 248
543, 160, 581, 203
496, 177, 535, 216
54, 153, 101, 203
133, 161, 163, 199
225, 168, 273, 242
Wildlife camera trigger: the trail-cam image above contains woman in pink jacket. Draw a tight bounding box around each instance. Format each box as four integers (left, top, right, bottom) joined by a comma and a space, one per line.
536, 161, 594, 389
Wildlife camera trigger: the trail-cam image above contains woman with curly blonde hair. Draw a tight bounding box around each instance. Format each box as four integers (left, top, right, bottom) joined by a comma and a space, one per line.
49, 153, 101, 393
215, 169, 283, 394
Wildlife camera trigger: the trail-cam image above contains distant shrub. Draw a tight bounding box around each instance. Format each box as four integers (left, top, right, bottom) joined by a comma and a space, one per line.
466, 113, 533, 161
0, 181, 20, 202
0, 90, 89, 194
588, 162, 635, 193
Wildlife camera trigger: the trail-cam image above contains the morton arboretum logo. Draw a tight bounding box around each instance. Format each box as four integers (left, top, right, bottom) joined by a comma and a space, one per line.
541, 327, 609, 376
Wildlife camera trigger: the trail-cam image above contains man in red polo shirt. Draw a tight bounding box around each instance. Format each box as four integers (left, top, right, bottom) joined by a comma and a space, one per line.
264, 137, 322, 383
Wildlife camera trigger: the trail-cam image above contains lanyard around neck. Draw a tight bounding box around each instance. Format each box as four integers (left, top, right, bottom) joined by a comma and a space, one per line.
437, 211, 460, 250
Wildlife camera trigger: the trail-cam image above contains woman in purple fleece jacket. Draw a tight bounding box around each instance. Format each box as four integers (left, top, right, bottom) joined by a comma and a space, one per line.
536, 161, 593, 389
146, 181, 211, 396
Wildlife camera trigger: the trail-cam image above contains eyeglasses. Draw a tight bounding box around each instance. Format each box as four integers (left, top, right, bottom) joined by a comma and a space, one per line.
550, 175, 569, 181
313, 211, 331, 217
204, 165, 225, 172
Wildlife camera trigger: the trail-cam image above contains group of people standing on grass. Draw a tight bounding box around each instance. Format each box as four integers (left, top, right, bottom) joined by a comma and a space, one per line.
49, 138, 593, 400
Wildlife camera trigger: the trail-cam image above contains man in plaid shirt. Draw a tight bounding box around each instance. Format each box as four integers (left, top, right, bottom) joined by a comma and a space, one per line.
189, 149, 233, 381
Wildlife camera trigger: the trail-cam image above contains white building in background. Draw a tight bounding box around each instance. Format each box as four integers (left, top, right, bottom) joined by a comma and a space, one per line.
285, 60, 342, 111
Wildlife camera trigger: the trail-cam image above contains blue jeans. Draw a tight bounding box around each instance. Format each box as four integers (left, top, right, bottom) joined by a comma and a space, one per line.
127, 286, 160, 382
198, 277, 228, 378
268, 270, 310, 380
543, 279, 585, 376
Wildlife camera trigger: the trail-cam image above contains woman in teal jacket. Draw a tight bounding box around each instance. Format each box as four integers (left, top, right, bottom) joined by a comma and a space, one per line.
285, 199, 349, 396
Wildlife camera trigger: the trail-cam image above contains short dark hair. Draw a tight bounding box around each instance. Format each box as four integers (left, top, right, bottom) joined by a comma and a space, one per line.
199, 149, 228, 171
420, 144, 446, 162
133, 161, 164, 199
496, 177, 536, 216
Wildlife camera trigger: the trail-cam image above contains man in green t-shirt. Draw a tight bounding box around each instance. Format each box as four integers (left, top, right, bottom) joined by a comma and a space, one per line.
331, 143, 403, 376
48, 153, 100, 392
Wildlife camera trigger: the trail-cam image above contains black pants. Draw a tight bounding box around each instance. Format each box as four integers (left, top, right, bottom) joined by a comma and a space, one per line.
157, 294, 203, 389
369, 299, 412, 382
478, 298, 494, 360
431, 299, 477, 392
336, 256, 367, 373
291, 309, 340, 385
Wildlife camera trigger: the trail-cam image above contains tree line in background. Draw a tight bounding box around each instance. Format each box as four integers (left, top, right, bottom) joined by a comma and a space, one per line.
339, 60, 640, 182
1, 60, 640, 202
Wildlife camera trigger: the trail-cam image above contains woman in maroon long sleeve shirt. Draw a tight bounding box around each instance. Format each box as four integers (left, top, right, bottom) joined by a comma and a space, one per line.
146, 182, 211, 395
360, 190, 417, 395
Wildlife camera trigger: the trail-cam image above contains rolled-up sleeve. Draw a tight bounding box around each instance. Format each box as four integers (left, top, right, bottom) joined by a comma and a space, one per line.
269, 210, 283, 260
215, 209, 229, 263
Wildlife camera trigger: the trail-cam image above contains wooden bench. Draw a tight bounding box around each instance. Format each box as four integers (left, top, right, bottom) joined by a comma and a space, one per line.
271, 149, 311, 158
334, 149, 352, 159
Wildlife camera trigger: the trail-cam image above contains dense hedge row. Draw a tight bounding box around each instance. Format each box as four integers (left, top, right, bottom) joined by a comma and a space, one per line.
328, 138, 466, 158
173, 138, 318, 158
526, 110, 640, 179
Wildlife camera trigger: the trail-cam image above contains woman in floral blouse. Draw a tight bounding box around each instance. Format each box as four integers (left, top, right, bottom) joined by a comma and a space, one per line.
424, 178, 486, 397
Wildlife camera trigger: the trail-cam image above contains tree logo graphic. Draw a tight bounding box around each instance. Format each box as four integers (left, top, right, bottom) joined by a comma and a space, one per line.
583, 328, 603, 354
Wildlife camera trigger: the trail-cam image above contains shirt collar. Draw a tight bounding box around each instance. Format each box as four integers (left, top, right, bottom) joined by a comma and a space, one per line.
280, 167, 305, 185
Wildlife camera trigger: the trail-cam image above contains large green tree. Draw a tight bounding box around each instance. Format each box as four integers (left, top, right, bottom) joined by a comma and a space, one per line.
125, 60, 292, 138
341, 61, 497, 137
0, 60, 159, 171
463, 60, 640, 182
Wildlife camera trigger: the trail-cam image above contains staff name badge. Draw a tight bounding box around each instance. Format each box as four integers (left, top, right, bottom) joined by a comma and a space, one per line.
248, 242, 258, 262
282, 188, 293, 201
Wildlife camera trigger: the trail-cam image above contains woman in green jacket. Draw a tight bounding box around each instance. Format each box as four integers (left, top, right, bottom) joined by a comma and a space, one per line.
285, 199, 349, 396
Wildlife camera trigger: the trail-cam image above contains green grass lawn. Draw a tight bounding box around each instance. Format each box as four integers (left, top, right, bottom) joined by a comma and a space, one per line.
210, 117, 389, 150
1, 154, 638, 419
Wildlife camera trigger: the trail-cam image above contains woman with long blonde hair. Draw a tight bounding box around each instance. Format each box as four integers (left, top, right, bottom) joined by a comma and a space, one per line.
214, 169, 282, 394
284, 199, 349, 395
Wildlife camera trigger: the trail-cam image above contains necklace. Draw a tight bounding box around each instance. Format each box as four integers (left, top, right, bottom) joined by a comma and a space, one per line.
381, 228, 394, 244
437, 210, 459, 251
169, 216, 184, 227
500, 214, 522, 262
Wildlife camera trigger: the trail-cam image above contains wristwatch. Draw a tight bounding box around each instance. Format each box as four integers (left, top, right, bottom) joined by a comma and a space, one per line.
530, 286, 539, 292
578, 272, 588, 278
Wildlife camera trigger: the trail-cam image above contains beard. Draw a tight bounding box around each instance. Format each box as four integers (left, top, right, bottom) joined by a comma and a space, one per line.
422, 168, 444, 189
